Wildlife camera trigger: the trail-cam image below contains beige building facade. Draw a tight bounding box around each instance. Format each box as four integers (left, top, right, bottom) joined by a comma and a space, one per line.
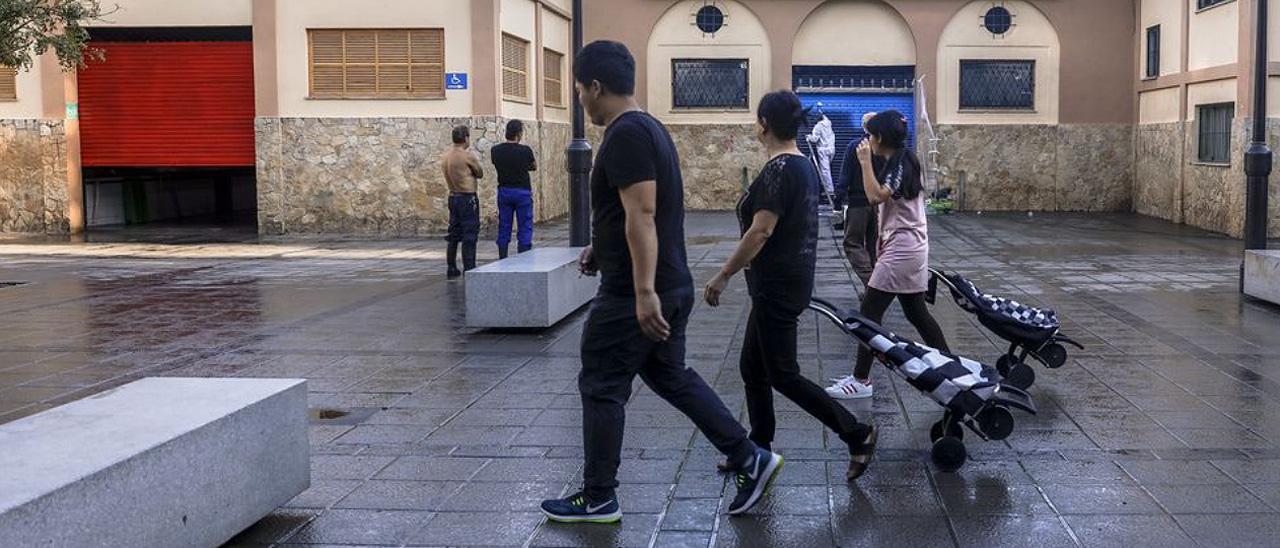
0, 0, 1275, 237
1134, 0, 1280, 236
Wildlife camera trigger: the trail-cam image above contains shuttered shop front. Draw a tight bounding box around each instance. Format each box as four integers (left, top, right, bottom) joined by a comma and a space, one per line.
78, 41, 255, 167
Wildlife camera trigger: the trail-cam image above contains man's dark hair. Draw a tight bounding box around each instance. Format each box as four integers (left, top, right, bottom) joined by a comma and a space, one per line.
505, 119, 524, 141
451, 125, 470, 144
573, 40, 635, 96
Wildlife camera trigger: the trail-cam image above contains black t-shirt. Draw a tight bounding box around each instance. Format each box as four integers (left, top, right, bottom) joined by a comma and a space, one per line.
737, 154, 818, 307
840, 140, 885, 208
490, 142, 536, 190
590, 111, 693, 297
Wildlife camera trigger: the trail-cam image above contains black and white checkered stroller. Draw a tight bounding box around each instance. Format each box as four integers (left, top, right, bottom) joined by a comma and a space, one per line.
809, 297, 1036, 472
927, 269, 1083, 390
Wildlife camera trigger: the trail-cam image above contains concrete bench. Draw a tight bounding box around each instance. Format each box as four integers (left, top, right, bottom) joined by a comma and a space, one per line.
1245, 250, 1280, 305
466, 247, 599, 328
0, 377, 309, 548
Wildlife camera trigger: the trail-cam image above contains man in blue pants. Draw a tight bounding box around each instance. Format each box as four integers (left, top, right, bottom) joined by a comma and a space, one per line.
490, 119, 538, 258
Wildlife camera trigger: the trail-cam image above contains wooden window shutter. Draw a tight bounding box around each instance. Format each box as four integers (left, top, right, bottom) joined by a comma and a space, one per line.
408, 29, 444, 98
309, 28, 444, 99
0, 67, 16, 101
543, 49, 564, 107
501, 33, 529, 101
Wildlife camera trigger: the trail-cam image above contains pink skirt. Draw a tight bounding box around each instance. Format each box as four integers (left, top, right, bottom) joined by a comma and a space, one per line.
868, 230, 929, 294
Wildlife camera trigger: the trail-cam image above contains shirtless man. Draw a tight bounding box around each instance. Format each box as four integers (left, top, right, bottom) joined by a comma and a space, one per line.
441, 125, 484, 278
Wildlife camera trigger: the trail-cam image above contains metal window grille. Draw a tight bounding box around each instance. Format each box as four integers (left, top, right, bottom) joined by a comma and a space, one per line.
1197, 0, 1229, 9
502, 33, 530, 101
308, 29, 444, 99
543, 49, 564, 107
672, 59, 748, 109
1197, 103, 1233, 164
983, 6, 1013, 35
792, 65, 916, 91
1146, 26, 1160, 78
959, 60, 1034, 110
695, 5, 725, 34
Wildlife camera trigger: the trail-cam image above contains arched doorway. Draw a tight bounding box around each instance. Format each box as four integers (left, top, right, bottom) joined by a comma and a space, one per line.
791, 0, 917, 182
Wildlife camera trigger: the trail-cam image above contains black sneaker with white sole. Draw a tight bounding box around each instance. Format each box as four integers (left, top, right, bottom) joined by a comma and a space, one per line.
727, 447, 784, 515
540, 492, 622, 524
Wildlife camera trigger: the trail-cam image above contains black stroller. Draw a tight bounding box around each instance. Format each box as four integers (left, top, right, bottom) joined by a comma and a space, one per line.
809, 297, 1036, 472
927, 269, 1083, 390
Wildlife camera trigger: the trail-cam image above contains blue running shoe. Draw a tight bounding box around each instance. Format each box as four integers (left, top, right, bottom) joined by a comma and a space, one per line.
540, 492, 622, 524
727, 447, 784, 515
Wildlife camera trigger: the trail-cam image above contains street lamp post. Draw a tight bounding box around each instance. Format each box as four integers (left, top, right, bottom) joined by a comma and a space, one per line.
566, 0, 592, 247
1243, 0, 1272, 256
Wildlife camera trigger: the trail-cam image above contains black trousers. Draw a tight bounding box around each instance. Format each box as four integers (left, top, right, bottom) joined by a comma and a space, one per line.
741, 295, 869, 450
446, 194, 480, 243
579, 286, 755, 501
853, 288, 951, 379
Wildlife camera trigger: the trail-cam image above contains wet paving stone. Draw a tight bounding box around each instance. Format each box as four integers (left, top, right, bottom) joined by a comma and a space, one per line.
4, 213, 1280, 547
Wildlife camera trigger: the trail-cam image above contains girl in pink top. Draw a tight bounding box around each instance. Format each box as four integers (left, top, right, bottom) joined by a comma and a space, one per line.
826, 110, 951, 401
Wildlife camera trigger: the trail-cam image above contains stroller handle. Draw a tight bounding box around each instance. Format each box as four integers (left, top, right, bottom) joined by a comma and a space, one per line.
807, 297, 846, 327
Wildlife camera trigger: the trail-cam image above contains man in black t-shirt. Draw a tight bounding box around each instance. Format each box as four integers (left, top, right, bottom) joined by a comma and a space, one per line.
539, 40, 782, 525
490, 120, 538, 258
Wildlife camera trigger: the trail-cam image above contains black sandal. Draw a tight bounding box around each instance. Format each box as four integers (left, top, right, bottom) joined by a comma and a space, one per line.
846, 425, 878, 481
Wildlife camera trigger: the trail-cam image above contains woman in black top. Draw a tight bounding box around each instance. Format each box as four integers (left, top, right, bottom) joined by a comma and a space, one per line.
704, 90, 877, 481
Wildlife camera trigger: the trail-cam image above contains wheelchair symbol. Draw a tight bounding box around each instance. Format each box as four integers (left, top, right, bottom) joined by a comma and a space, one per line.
445, 73, 468, 90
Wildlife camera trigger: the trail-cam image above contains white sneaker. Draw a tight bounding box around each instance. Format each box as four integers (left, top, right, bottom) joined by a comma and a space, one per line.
826, 376, 873, 400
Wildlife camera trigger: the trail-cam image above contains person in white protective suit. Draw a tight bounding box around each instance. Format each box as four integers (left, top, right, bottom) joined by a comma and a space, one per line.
805, 104, 837, 205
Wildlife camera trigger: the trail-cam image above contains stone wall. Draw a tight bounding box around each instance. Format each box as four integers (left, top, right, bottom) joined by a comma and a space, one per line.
934, 124, 1134, 213
0, 120, 69, 234
1133, 122, 1184, 223
256, 117, 571, 236
1133, 118, 1279, 238
1180, 119, 1246, 236
586, 123, 764, 211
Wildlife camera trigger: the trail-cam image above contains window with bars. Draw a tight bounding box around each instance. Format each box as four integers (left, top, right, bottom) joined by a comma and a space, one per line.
543, 48, 565, 107
671, 59, 748, 109
1196, 0, 1230, 10
959, 60, 1035, 110
1197, 103, 1233, 164
502, 33, 530, 102
308, 29, 444, 99
0, 67, 15, 101
1145, 26, 1160, 79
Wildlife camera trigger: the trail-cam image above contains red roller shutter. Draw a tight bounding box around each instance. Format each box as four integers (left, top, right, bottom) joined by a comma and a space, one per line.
78, 41, 255, 167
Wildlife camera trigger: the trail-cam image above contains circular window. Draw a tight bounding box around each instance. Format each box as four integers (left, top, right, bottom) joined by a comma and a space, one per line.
983, 6, 1013, 35
696, 5, 725, 34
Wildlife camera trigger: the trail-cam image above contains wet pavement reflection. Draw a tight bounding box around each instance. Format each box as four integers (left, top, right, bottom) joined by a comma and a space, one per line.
2, 212, 1280, 547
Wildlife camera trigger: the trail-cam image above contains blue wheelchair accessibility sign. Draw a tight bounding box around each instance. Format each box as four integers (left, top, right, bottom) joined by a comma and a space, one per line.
446, 73, 468, 90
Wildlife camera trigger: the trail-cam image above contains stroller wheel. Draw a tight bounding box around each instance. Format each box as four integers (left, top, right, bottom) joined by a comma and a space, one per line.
1038, 343, 1068, 369
930, 419, 964, 443
931, 437, 967, 472
996, 354, 1014, 377
976, 406, 1015, 441
1006, 363, 1036, 390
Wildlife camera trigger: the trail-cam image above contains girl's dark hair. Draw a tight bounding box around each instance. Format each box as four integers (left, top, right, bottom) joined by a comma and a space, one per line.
866, 110, 923, 200
756, 90, 807, 141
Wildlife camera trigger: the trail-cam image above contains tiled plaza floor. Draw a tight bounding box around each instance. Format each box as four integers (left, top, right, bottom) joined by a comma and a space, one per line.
2, 212, 1280, 547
